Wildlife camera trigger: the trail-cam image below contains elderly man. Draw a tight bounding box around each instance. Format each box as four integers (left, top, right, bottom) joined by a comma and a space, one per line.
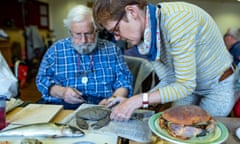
36, 5, 133, 109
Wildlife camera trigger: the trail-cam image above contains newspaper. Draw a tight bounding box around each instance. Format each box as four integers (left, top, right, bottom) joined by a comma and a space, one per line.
61, 104, 155, 143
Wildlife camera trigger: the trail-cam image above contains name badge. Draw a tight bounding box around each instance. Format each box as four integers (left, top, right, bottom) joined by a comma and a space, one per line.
82, 76, 88, 84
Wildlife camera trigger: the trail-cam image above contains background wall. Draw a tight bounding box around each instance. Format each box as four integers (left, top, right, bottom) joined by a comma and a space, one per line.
48, 0, 240, 40
48, 0, 90, 40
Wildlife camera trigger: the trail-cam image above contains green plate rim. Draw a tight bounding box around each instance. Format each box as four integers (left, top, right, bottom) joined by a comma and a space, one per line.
148, 112, 229, 144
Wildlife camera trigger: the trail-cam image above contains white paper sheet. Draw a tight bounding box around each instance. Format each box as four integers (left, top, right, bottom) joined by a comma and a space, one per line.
61, 104, 154, 143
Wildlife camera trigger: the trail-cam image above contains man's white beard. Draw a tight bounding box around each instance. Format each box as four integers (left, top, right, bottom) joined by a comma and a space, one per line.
72, 34, 98, 54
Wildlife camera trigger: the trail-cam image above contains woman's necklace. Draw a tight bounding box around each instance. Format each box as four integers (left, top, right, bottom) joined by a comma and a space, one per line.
78, 55, 94, 84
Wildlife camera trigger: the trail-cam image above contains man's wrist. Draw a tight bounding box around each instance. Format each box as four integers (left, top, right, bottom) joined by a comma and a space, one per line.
49, 85, 66, 99
48, 84, 55, 96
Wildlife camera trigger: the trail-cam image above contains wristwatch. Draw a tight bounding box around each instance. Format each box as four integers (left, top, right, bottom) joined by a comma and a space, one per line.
142, 93, 149, 108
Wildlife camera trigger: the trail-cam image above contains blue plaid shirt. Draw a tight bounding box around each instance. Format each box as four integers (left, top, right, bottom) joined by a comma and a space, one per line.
36, 37, 133, 106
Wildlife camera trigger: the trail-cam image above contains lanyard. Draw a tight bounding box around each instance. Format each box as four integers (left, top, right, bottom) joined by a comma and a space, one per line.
77, 55, 94, 76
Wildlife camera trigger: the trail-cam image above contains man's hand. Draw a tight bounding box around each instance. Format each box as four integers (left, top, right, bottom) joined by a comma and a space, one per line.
99, 95, 126, 108
62, 87, 86, 104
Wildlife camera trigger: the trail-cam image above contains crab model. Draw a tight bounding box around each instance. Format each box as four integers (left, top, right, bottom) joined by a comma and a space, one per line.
75, 106, 111, 130
75, 105, 148, 130
159, 105, 217, 140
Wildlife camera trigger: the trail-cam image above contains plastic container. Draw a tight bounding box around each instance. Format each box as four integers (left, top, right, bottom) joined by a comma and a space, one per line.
0, 95, 6, 130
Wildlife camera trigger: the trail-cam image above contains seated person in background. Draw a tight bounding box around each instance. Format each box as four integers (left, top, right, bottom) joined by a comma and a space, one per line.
36, 5, 133, 109
224, 27, 240, 65
224, 28, 240, 117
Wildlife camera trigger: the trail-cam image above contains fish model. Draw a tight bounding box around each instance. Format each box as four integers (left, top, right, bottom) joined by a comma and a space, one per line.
0, 123, 84, 137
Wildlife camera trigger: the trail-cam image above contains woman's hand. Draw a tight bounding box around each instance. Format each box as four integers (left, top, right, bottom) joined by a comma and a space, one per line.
109, 95, 142, 121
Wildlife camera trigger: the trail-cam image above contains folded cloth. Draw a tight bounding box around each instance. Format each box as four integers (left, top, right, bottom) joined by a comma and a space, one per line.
6, 98, 24, 113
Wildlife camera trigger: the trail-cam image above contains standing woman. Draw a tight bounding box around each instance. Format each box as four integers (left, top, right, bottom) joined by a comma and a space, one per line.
93, 0, 238, 120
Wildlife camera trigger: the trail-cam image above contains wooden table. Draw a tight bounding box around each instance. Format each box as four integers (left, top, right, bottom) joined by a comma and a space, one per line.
6, 107, 240, 144
215, 117, 240, 144
5, 107, 119, 144
6, 107, 72, 123
6, 107, 134, 144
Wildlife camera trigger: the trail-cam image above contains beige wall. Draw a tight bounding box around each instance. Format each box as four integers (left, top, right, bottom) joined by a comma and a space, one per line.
5, 28, 49, 54
48, 0, 240, 40
48, 0, 91, 40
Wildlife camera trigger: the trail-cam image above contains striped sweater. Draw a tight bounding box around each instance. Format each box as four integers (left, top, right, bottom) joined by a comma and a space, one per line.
154, 2, 232, 103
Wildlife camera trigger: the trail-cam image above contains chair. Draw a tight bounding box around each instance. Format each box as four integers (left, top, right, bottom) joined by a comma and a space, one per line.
14, 60, 28, 89
124, 56, 159, 94
124, 56, 172, 112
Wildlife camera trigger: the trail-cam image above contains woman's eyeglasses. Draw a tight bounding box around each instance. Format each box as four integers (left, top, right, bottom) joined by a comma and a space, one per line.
109, 12, 125, 36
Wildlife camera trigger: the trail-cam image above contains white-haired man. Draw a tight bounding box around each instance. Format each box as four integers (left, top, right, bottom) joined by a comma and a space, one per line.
36, 5, 133, 109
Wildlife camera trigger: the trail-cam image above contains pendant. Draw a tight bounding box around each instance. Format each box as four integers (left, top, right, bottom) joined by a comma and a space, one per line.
82, 76, 88, 84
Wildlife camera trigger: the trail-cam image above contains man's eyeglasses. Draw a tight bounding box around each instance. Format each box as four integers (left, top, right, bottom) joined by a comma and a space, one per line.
70, 31, 95, 39
109, 12, 125, 36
